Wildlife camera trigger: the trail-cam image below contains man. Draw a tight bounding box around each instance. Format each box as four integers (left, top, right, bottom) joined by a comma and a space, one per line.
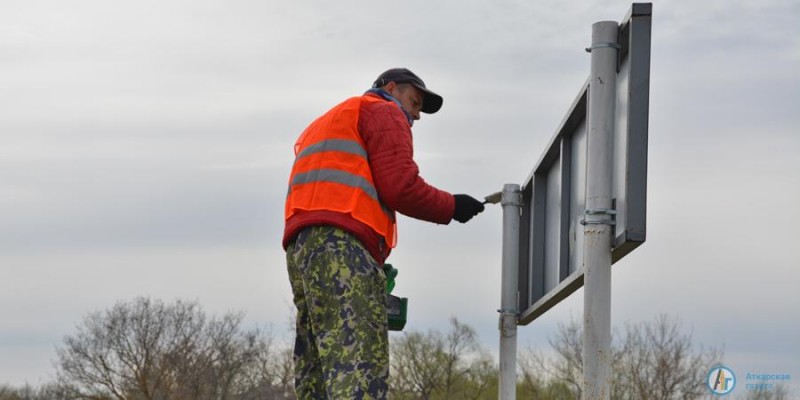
283, 68, 485, 399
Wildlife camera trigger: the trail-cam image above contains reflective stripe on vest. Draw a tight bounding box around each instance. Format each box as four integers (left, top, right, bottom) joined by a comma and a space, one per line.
285, 95, 397, 248
295, 138, 368, 160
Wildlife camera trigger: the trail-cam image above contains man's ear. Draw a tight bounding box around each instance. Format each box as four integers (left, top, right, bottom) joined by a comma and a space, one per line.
383, 81, 397, 93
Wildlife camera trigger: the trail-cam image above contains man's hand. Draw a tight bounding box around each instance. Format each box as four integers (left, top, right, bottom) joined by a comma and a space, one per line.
453, 194, 485, 223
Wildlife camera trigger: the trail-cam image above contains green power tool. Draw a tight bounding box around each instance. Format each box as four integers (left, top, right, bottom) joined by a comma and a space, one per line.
383, 264, 407, 331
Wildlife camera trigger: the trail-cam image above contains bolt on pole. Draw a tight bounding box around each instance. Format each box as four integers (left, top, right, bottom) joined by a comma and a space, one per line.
582, 21, 618, 400
499, 183, 522, 400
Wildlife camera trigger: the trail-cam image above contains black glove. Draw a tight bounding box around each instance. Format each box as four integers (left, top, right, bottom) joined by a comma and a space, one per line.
453, 194, 485, 223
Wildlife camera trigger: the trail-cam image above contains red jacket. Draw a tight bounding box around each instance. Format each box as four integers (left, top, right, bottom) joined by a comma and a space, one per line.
283, 92, 456, 264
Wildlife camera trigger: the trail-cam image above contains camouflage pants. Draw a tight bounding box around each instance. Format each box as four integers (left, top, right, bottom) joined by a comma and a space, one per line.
286, 226, 389, 399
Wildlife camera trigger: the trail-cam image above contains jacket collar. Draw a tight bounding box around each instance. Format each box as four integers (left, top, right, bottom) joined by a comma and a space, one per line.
365, 88, 414, 126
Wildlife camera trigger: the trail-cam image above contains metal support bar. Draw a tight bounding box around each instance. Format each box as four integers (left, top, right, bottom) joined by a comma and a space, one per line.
582, 21, 618, 400
499, 183, 522, 400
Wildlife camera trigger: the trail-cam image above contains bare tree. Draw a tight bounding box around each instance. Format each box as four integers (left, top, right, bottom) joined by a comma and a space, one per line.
518, 347, 576, 400
389, 318, 495, 400
461, 350, 497, 400
390, 330, 444, 399
616, 315, 721, 400
440, 318, 480, 398
271, 347, 297, 399
54, 297, 285, 400
0, 383, 71, 400
530, 315, 721, 400
0, 385, 17, 400
546, 318, 585, 398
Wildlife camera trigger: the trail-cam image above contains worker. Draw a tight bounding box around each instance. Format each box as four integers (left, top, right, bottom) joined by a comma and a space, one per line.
283, 67, 485, 399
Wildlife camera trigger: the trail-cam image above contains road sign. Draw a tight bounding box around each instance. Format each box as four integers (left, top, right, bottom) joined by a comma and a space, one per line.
516, 3, 652, 326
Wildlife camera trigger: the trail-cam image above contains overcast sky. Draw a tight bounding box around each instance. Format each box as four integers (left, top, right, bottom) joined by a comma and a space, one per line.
2, 0, 798, 395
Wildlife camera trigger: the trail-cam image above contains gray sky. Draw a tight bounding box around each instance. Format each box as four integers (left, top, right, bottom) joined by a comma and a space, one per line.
2, 0, 798, 395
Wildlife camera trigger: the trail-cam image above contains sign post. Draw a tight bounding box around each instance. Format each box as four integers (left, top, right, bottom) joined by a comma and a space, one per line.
582, 21, 619, 400
498, 184, 522, 400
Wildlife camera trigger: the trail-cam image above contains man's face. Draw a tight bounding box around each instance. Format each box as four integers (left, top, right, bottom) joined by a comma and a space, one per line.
389, 83, 424, 124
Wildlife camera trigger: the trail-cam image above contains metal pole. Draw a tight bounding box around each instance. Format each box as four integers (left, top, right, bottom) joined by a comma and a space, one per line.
499, 183, 522, 400
582, 21, 618, 400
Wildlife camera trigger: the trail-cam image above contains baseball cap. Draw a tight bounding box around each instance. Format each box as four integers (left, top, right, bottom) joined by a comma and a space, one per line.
372, 68, 443, 114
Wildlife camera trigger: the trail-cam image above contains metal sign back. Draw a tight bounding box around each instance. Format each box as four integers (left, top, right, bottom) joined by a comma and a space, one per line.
517, 3, 652, 326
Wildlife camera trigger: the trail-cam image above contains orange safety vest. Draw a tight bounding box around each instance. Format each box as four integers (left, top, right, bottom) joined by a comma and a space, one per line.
285, 95, 398, 248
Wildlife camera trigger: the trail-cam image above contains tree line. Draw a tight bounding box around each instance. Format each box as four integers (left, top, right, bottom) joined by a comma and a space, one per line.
0, 297, 788, 399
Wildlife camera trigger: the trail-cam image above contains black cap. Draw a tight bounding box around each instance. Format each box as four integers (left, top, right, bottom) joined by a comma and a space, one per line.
372, 68, 443, 114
